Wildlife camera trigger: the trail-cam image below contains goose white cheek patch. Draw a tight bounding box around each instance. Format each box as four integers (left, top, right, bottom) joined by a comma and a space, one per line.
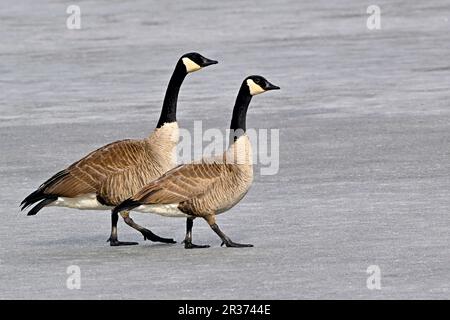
182, 57, 201, 73
246, 79, 265, 95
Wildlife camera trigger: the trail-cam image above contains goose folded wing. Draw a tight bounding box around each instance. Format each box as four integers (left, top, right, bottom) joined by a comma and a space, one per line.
43, 139, 151, 197
131, 162, 229, 204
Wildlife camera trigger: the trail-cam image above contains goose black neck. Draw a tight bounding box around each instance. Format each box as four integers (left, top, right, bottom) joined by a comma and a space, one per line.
156, 60, 187, 128
230, 84, 252, 136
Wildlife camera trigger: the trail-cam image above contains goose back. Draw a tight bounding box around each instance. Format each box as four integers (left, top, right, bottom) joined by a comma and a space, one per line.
42, 122, 179, 206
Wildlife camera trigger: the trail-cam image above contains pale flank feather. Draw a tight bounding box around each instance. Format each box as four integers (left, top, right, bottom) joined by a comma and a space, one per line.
124, 135, 253, 217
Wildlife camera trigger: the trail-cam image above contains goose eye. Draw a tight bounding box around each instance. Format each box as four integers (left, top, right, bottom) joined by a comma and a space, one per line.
254, 78, 260, 84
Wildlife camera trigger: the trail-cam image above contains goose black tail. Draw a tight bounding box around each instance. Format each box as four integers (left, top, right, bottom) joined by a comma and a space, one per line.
20, 169, 68, 212
112, 199, 141, 215
27, 197, 57, 216
20, 189, 46, 211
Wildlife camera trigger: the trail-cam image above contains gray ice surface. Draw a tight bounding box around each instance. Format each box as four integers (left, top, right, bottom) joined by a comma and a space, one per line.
1, 0, 449, 299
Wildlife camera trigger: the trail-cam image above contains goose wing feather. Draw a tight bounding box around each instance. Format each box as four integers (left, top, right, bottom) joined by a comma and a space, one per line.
131, 162, 230, 204
43, 139, 152, 198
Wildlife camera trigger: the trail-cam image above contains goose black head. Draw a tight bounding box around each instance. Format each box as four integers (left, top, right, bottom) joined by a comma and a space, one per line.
181, 52, 218, 73
245, 75, 280, 96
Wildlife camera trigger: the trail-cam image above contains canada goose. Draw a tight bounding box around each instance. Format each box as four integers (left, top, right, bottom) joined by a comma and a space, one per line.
113, 75, 280, 248
20, 52, 218, 246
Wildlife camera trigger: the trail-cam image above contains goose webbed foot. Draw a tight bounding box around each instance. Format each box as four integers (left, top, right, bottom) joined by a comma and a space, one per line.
107, 237, 139, 246
220, 240, 253, 248
140, 228, 176, 244
183, 240, 210, 249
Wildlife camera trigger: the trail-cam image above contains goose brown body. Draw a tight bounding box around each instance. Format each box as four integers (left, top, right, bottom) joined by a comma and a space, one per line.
47, 122, 178, 206
129, 134, 253, 219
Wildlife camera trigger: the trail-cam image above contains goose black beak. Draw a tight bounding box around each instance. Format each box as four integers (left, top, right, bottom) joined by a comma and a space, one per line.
265, 81, 280, 91
201, 57, 218, 67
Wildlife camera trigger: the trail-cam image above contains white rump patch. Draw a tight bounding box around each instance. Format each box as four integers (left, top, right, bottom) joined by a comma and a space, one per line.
134, 204, 188, 218
52, 193, 111, 210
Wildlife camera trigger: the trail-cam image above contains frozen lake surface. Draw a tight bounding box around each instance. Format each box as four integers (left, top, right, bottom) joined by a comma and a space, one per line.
0, 0, 449, 299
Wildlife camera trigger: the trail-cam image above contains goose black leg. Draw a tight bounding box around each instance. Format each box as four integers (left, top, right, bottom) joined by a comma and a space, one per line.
107, 210, 138, 246
204, 215, 253, 248
183, 217, 210, 249
121, 212, 176, 244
